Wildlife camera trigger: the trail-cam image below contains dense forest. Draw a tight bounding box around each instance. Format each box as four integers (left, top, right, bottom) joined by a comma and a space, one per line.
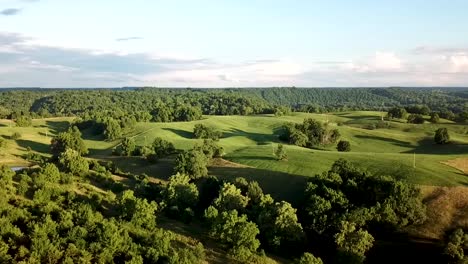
0, 87, 467, 120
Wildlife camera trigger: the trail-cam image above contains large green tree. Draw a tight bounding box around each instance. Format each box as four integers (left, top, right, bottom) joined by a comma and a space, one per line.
51, 126, 88, 157
434, 128, 450, 144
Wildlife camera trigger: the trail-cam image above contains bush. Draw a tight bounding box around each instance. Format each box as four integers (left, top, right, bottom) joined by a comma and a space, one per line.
434, 128, 450, 144
407, 114, 425, 124
11, 132, 21, 140
193, 124, 222, 141
337, 140, 351, 152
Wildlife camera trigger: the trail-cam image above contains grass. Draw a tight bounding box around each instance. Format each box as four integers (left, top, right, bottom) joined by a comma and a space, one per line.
1, 112, 467, 195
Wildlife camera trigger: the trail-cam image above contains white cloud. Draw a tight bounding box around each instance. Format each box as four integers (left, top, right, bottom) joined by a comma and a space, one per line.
448, 53, 468, 72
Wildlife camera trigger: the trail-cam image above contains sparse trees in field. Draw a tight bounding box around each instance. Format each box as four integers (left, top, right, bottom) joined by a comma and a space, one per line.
274, 144, 288, 161
434, 128, 450, 144
337, 140, 351, 152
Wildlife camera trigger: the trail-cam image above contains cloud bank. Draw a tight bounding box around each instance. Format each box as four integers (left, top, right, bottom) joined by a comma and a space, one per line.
1, 8, 21, 16
0, 32, 467, 87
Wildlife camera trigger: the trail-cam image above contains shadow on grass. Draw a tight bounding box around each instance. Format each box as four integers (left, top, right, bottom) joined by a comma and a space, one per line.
355, 134, 413, 148
45, 120, 70, 136
16, 139, 50, 154
223, 128, 277, 145
403, 138, 468, 155
97, 156, 175, 181
208, 165, 308, 205
162, 128, 193, 139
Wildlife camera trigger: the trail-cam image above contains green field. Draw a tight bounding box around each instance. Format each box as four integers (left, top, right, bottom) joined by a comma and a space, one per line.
1, 111, 467, 202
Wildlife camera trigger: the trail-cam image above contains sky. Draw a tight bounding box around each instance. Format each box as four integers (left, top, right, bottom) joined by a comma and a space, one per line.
1, 0, 468, 87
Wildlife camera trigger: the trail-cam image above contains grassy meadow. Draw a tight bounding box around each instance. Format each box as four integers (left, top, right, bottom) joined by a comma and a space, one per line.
1, 111, 467, 202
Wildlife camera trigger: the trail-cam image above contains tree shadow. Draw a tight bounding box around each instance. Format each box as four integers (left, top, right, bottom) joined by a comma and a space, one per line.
45, 120, 70, 136
223, 128, 277, 145
97, 156, 175, 181
208, 165, 308, 205
162, 128, 193, 139
354, 134, 413, 148
402, 138, 468, 155
16, 139, 50, 154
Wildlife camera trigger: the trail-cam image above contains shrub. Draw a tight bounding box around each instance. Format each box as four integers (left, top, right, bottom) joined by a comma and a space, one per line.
434, 128, 450, 144
337, 140, 351, 152
11, 132, 22, 140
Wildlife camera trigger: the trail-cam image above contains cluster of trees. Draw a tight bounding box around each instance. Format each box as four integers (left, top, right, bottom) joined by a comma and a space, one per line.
74, 112, 138, 141
174, 140, 223, 179
0, 161, 206, 263
193, 124, 222, 141
114, 137, 175, 163
387, 106, 468, 124
160, 172, 309, 262
280, 118, 340, 148
299, 159, 427, 263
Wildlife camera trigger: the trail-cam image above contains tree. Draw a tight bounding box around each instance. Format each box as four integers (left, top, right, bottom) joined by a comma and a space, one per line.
209, 210, 260, 261
59, 148, 89, 175
103, 118, 122, 140
0, 137, 5, 150
214, 183, 250, 212
117, 190, 158, 229
40, 163, 61, 183
443, 228, 466, 263
151, 137, 175, 158
164, 173, 199, 211
174, 149, 208, 179
387, 107, 407, 119
429, 112, 440, 123
193, 124, 222, 140
434, 128, 450, 144
337, 140, 351, 152
334, 221, 374, 263
295, 253, 323, 264
15, 115, 32, 127
120, 137, 136, 156
407, 114, 425, 124
257, 201, 305, 251
275, 144, 287, 161
51, 126, 88, 157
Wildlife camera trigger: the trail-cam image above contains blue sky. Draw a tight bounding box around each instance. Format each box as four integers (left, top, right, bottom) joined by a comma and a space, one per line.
1, 0, 468, 87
